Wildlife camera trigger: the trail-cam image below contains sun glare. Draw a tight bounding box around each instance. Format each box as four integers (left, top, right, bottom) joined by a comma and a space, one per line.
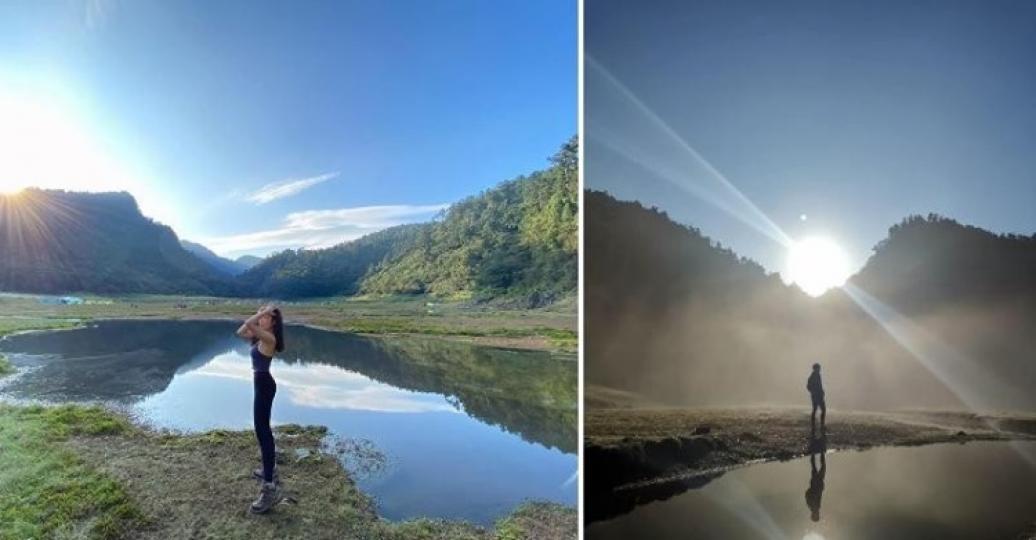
0, 183, 25, 195
0, 89, 122, 194
787, 236, 850, 297
0, 84, 175, 227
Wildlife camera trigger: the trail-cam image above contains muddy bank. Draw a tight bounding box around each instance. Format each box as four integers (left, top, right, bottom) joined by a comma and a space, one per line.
585, 407, 1036, 523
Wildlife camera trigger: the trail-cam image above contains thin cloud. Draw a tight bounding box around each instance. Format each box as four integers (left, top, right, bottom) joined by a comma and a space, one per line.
246, 172, 339, 204
201, 203, 447, 257
84, 0, 118, 30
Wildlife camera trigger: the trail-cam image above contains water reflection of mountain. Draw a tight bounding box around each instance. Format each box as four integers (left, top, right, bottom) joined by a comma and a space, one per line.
0, 320, 236, 402
284, 327, 578, 454
0, 320, 576, 454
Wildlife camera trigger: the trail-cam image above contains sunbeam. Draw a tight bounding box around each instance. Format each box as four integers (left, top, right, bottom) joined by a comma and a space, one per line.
587, 55, 793, 248
704, 476, 786, 540
845, 282, 1036, 470
0, 190, 90, 291
842, 282, 1028, 413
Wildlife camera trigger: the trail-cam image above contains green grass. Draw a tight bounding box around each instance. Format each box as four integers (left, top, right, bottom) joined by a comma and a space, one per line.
0, 404, 144, 539
495, 501, 578, 539
0, 316, 80, 337
0, 354, 13, 378
312, 317, 577, 349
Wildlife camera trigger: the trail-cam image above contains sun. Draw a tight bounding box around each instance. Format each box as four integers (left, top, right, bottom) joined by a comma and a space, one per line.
0, 85, 173, 224
787, 236, 850, 297
1, 182, 26, 195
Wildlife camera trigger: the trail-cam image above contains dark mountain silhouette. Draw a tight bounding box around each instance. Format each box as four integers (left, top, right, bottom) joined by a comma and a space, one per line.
853, 214, 1036, 313
586, 190, 1036, 411
0, 190, 232, 295
180, 239, 256, 276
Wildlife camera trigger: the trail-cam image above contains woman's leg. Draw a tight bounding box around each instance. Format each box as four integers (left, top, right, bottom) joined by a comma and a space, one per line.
253, 372, 277, 483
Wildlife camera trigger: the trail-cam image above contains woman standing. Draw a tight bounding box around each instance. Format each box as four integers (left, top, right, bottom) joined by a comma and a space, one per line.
236, 304, 285, 514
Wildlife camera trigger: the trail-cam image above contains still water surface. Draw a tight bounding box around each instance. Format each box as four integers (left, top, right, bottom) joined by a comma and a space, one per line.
589, 440, 1036, 539
0, 320, 576, 525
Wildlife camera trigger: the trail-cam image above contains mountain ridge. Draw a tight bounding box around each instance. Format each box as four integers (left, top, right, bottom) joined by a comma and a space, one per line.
0, 138, 578, 306
180, 240, 257, 277
0, 189, 232, 295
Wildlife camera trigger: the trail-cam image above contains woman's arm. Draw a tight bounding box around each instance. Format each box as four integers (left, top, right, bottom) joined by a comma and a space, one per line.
236, 307, 276, 348
236, 321, 254, 340
236, 311, 259, 340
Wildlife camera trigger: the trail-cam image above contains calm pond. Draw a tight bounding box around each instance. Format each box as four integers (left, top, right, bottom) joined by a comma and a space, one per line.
0, 319, 577, 525
588, 440, 1036, 539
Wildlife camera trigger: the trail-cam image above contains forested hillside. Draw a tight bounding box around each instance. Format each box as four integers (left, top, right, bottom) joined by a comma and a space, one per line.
247, 137, 578, 304
235, 224, 425, 298
360, 137, 578, 303
0, 190, 231, 295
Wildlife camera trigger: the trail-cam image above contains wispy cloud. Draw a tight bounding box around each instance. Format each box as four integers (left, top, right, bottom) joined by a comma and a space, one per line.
246, 172, 339, 204
83, 0, 118, 30
201, 203, 447, 257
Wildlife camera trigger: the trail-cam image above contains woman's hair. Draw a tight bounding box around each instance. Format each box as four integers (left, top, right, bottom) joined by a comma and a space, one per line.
270, 308, 285, 352
252, 307, 285, 353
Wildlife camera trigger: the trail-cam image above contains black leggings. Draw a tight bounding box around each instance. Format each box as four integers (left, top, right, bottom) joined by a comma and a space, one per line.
253, 371, 277, 482
811, 395, 826, 427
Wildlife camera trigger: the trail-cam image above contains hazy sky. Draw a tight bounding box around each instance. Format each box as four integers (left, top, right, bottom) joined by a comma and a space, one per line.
586, 0, 1036, 279
0, 1, 575, 257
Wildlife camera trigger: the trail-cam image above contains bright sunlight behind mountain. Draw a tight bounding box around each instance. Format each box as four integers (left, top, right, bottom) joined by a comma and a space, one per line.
787, 236, 850, 297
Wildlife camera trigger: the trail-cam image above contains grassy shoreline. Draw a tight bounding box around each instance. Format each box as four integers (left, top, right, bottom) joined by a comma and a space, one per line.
0, 403, 575, 539
0, 293, 577, 352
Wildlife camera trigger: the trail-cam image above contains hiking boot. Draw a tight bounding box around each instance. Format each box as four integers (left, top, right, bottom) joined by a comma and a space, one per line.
249, 481, 283, 514
251, 467, 280, 483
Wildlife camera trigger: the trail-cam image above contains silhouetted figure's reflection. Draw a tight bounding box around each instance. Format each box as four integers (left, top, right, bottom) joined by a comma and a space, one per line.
805, 435, 827, 522
807, 363, 826, 433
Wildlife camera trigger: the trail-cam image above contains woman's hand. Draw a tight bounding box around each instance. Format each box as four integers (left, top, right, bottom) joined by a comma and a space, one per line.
238, 304, 272, 339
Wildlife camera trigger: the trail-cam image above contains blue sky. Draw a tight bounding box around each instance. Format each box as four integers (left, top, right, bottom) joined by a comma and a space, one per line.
0, 0, 575, 257
587, 0, 1036, 278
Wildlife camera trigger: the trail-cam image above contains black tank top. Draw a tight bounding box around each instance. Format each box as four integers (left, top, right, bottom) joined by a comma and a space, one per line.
251, 342, 273, 372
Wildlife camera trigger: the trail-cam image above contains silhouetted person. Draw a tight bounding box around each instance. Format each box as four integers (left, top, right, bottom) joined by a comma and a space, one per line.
804, 436, 827, 522
807, 363, 826, 432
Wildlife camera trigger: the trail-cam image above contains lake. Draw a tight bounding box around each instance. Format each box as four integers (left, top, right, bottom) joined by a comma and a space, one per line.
588, 440, 1036, 539
0, 319, 577, 525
